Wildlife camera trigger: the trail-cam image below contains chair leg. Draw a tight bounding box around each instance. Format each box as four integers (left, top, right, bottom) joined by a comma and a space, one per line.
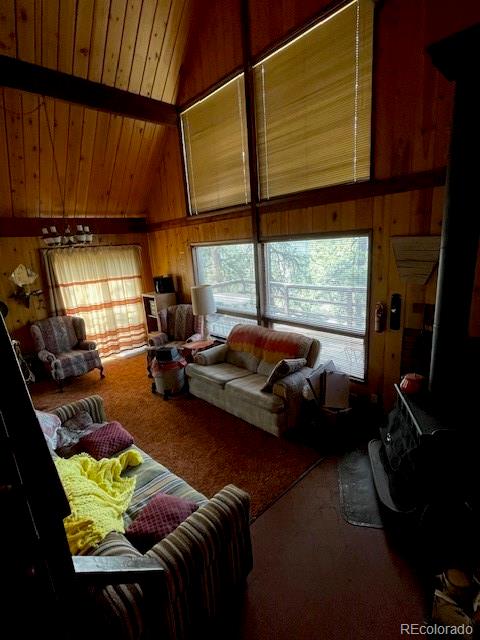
99, 366, 105, 379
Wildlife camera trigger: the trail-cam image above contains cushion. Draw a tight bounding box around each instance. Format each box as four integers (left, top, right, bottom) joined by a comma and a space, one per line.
261, 357, 307, 392
186, 362, 252, 387
35, 410, 62, 450
126, 492, 198, 552
63, 410, 94, 431
78, 421, 134, 459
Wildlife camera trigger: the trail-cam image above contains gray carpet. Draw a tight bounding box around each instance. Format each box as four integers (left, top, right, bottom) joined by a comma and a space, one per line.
338, 449, 383, 528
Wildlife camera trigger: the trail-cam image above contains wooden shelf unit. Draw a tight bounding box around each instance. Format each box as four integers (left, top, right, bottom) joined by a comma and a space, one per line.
141, 292, 176, 337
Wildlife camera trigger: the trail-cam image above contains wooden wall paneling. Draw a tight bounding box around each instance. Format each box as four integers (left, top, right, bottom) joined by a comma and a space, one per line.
57, 0, 76, 74
382, 191, 410, 408
310, 204, 327, 234
159, 0, 193, 103
114, 0, 143, 91
354, 197, 373, 229
15, 0, 36, 63
94, 114, 124, 215
0, 90, 13, 216
88, 0, 110, 83
139, 0, 172, 98
84, 111, 111, 214
149, 0, 185, 101
127, 0, 158, 94
74, 107, 98, 216
50, 100, 69, 215
430, 186, 444, 235
63, 104, 84, 216
177, 0, 243, 105
101, 0, 127, 86
3, 88, 27, 216
127, 123, 163, 215
0, 1, 16, 58
38, 96, 54, 215
73, 0, 95, 79
21, 93, 40, 217
40, 0, 59, 69
119, 119, 147, 215
105, 117, 135, 216
339, 200, 356, 231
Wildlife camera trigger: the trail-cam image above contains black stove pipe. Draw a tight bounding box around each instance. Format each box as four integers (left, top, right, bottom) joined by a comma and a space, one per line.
427, 26, 480, 407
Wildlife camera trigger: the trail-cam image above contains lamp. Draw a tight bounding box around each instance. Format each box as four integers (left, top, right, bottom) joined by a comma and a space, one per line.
191, 285, 217, 341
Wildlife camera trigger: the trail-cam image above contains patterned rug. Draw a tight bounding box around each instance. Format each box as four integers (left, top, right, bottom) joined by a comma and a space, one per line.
30, 352, 322, 519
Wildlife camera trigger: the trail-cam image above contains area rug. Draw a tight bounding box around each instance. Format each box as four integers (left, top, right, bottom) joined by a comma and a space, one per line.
30, 352, 322, 520
337, 449, 383, 528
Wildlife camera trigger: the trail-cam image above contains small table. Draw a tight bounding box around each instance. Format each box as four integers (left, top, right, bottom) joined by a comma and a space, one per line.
181, 339, 215, 362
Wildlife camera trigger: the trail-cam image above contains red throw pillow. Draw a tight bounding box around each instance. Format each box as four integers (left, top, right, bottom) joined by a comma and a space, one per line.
126, 493, 198, 552
78, 421, 134, 459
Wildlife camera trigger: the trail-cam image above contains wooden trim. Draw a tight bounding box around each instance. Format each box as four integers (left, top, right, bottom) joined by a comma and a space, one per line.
258, 168, 446, 213
0, 55, 178, 126
147, 168, 446, 231
147, 207, 251, 231
0, 216, 147, 237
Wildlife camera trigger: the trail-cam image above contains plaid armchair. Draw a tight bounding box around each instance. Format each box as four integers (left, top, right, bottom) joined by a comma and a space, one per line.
30, 316, 104, 388
148, 304, 202, 349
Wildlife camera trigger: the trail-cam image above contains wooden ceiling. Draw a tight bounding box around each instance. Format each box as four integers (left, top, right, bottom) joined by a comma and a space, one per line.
0, 0, 194, 219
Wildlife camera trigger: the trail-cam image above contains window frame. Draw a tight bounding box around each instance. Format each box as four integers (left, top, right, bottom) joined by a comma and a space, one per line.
261, 230, 372, 382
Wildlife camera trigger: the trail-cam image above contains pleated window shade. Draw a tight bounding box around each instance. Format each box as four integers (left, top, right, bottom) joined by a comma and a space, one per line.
181, 74, 250, 214
254, 0, 373, 200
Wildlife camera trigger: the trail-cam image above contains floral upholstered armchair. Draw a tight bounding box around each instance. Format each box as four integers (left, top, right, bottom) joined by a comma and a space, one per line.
31, 316, 104, 389
148, 304, 202, 349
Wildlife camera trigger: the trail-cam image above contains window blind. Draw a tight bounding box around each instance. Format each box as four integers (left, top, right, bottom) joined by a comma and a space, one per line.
254, 0, 373, 200
181, 75, 250, 214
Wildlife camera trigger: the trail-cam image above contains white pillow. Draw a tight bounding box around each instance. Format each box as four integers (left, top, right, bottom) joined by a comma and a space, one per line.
35, 410, 62, 451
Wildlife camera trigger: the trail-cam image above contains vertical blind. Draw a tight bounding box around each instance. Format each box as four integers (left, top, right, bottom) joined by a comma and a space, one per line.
181, 74, 250, 214
254, 0, 373, 199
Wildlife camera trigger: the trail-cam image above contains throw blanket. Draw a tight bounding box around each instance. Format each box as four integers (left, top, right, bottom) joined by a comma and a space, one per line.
55, 450, 143, 554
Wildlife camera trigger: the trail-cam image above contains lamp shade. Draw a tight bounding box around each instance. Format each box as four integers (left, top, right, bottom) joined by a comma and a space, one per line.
191, 285, 216, 316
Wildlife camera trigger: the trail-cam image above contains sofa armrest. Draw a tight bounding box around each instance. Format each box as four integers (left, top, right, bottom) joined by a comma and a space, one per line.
146, 484, 252, 638
78, 339, 97, 351
51, 394, 107, 425
148, 332, 168, 347
273, 367, 312, 429
38, 348, 56, 364
193, 343, 228, 365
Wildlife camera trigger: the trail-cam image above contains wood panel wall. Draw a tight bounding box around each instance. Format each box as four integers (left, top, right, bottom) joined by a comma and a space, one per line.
146, 0, 480, 410
0, 232, 152, 349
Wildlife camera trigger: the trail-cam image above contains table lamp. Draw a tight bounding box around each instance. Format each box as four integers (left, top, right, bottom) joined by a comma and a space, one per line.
191, 285, 217, 340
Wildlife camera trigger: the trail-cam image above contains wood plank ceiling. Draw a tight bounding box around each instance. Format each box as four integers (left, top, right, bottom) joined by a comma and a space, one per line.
0, 0, 193, 219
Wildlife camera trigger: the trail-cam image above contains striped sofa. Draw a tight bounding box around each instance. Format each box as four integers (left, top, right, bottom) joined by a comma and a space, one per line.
51, 395, 253, 640
186, 324, 321, 437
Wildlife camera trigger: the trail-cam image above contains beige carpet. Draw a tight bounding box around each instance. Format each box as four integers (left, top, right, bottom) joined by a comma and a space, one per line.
30, 353, 322, 519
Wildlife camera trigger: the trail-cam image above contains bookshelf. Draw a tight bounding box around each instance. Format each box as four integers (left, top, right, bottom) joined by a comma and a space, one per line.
141, 292, 176, 338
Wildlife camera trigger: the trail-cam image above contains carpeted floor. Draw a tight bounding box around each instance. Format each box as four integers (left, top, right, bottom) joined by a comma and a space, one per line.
30, 353, 322, 519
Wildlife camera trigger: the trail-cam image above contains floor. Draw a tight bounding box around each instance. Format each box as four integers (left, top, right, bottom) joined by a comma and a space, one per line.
215, 456, 429, 640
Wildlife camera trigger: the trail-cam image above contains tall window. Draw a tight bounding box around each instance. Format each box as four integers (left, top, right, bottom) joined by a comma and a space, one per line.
181, 74, 250, 214
193, 243, 257, 338
264, 235, 369, 379
254, 0, 373, 199
45, 246, 146, 357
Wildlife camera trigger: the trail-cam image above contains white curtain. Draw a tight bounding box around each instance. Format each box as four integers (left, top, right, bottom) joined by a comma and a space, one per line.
46, 246, 146, 357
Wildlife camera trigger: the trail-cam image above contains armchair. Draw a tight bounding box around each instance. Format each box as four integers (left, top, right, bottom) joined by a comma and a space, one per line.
30, 316, 104, 389
148, 304, 202, 349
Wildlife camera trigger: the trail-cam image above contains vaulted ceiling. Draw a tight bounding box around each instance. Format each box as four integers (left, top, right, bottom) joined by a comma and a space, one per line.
0, 0, 194, 219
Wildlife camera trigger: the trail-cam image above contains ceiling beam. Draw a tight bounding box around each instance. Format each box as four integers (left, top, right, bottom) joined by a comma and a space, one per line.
0, 55, 178, 127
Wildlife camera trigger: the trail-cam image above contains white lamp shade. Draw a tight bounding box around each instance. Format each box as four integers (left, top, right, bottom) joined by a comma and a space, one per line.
191, 285, 216, 316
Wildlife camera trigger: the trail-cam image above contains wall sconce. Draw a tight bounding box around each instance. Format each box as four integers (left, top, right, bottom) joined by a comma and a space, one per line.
41, 224, 94, 247
9, 264, 43, 308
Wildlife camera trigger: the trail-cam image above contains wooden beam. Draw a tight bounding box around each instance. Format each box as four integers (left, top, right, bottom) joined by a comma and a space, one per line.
0, 55, 178, 126
0, 216, 147, 237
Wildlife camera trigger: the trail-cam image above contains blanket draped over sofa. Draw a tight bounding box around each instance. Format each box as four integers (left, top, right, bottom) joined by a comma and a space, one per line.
55, 449, 143, 554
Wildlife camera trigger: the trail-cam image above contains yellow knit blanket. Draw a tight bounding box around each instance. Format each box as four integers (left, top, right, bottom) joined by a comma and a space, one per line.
55, 449, 143, 555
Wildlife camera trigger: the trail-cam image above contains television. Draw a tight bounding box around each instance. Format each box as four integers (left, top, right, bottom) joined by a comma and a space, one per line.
153, 274, 174, 294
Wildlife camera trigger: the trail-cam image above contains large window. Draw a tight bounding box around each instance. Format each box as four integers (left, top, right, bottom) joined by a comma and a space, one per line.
254, 0, 373, 199
180, 74, 250, 214
264, 235, 369, 379
193, 243, 257, 338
